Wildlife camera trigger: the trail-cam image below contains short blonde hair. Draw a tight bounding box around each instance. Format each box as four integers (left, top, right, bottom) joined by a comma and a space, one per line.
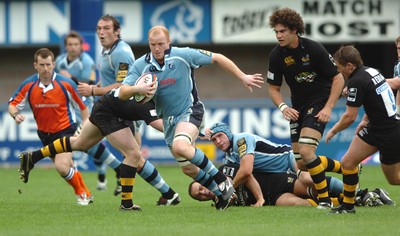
148, 26, 170, 41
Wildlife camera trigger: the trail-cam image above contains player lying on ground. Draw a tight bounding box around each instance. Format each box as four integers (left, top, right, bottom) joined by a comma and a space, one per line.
189, 163, 395, 207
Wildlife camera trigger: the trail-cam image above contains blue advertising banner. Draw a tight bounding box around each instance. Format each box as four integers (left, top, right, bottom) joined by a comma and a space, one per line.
0, 99, 379, 171
142, 0, 211, 43
0, 0, 212, 46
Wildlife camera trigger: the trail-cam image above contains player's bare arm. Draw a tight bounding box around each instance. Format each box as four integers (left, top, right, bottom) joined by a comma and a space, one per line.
316, 73, 345, 123
211, 53, 263, 92
325, 105, 358, 144
117, 83, 156, 101
268, 84, 299, 121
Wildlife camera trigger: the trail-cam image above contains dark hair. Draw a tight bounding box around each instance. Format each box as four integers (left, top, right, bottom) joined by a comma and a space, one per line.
64, 31, 83, 46
269, 7, 305, 36
188, 181, 198, 200
99, 14, 121, 38
333, 45, 363, 67
34, 48, 54, 62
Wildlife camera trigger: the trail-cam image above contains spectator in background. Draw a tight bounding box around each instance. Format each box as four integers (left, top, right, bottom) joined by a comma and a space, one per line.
55, 30, 122, 192
9, 48, 92, 205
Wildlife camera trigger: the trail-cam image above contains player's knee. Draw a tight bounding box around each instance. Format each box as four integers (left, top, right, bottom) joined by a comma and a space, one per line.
172, 132, 192, 156
123, 148, 141, 161
180, 164, 198, 178
387, 176, 400, 185
298, 136, 319, 159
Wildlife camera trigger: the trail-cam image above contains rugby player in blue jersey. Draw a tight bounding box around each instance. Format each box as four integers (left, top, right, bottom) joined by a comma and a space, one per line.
73, 15, 181, 207
55, 31, 122, 192
119, 25, 264, 210
188, 122, 343, 207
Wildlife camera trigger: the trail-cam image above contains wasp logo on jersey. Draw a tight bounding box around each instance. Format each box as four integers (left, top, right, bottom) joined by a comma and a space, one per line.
301, 54, 310, 66
347, 87, 357, 102
237, 138, 247, 157
287, 176, 295, 183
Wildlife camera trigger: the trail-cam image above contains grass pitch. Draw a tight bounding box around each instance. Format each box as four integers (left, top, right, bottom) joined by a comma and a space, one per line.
0, 165, 399, 236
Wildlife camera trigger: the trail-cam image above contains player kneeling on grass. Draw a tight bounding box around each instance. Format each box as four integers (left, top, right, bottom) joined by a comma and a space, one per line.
189, 163, 341, 206
196, 122, 344, 206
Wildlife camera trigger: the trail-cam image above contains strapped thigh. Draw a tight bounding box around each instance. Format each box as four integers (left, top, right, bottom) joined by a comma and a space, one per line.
298, 136, 319, 147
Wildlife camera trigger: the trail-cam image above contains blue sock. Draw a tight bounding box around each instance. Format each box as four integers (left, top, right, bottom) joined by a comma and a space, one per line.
326, 176, 344, 197
194, 169, 221, 196
138, 160, 174, 199
190, 148, 220, 180
87, 142, 121, 169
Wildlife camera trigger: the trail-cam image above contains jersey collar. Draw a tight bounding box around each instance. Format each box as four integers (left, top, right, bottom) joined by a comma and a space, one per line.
102, 39, 122, 55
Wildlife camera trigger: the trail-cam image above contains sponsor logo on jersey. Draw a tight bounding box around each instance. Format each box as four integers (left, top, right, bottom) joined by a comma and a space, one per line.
237, 138, 247, 157
347, 87, 357, 102
222, 166, 236, 178
267, 71, 274, 80
119, 63, 129, 70
294, 72, 317, 83
159, 78, 176, 86
199, 49, 211, 57
117, 63, 129, 82
284, 56, 295, 66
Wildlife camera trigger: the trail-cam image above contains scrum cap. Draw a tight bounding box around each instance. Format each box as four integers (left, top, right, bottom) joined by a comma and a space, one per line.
210, 122, 233, 141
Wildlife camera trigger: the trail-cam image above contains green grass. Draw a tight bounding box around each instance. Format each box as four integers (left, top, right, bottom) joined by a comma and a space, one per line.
1, 165, 399, 236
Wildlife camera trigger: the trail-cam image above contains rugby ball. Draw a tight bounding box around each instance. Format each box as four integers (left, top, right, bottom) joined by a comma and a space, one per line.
134, 73, 158, 103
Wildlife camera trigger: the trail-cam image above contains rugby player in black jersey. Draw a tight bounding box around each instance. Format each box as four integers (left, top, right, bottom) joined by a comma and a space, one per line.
19, 87, 181, 211
326, 45, 400, 214
266, 8, 345, 209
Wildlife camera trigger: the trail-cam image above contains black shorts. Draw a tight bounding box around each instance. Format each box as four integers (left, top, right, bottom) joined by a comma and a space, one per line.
89, 91, 158, 137
357, 125, 400, 165
219, 163, 296, 206
37, 125, 76, 158
89, 100, 130, 136
290, 97, 328, 142
250, 172, 296, 206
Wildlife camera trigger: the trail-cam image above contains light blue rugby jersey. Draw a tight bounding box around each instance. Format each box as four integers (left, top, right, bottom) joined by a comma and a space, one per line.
98, 39, 135, 87
55, 52, 95, 84
123, 46, 212, 118
223, 132, 295, 173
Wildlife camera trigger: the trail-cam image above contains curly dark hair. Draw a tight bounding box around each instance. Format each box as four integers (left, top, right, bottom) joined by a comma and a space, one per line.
268, 7, 305, 36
